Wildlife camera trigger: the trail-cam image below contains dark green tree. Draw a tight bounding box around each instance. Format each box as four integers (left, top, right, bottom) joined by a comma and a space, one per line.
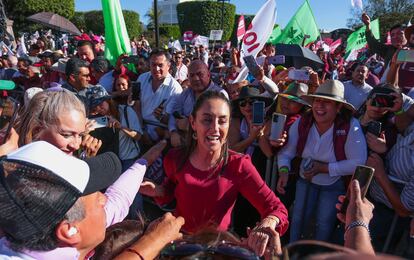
159, 24, 181, 39
5, 0, 75, 32
75, 10, 141, 38
177, 1, 236, 41
347, 0, 414, 40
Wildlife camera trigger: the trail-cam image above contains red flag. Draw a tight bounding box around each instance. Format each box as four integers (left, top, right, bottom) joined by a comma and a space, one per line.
236, 15, 246, 44
329, 38, 342, 53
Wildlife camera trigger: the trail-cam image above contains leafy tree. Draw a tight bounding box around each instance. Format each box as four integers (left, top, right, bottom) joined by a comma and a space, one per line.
71, 12, 86, 32
177, 1, 236, 41
74, 10, 142, 38
145, 7, 162, 30
347, 0, 414, 40
5, 0, 75, 32
159, 24, 181, 39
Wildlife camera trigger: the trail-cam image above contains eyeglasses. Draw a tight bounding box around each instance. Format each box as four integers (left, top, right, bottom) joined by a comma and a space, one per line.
239, 99, 258, 107
160, 240, 259, 260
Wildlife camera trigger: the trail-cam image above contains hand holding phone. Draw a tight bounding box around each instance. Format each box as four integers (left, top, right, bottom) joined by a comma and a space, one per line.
339, 165, 374, 214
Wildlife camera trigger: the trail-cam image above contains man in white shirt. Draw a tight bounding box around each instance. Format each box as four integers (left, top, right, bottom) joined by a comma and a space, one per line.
169, 60, 228, 147
174, 52, 188, 84
137, 49, 182, 142
199, 45, 209, 65
343, 63, 373, 110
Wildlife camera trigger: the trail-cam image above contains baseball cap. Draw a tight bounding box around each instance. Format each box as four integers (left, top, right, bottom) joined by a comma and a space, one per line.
0, 141, 122, 241
86, 85, 112, 110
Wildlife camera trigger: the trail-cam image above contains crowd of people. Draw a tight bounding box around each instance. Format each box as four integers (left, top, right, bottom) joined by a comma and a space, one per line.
0, 12, 413, 259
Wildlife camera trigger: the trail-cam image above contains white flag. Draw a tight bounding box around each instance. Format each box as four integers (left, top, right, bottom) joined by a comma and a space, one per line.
17, 35, 28, 58
172, 40, 182, 51
233, 0, 277, 83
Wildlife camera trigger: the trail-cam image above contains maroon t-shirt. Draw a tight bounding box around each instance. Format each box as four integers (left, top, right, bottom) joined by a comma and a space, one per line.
398, 62, 414, 93
156, 149, 289, 235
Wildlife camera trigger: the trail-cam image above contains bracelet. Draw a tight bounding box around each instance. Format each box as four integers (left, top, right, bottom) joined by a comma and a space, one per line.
394, 109, 404, 116
344, 221, 370, 240
279, 167, 289, 174
126, 248, 145, 260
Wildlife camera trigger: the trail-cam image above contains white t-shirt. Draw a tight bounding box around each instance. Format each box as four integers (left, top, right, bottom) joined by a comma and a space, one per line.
343, 80, 373, 110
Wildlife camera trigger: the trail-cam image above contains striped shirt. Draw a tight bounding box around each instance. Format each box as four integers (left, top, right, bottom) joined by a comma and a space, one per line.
369, 123, 414, 211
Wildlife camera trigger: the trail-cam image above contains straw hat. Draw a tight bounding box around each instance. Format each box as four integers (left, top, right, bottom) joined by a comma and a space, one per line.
304, 80, 355, 111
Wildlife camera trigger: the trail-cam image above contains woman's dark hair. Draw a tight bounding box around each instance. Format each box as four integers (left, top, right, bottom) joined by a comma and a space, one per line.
92, 219, 146, 260
178, 91, 231, 170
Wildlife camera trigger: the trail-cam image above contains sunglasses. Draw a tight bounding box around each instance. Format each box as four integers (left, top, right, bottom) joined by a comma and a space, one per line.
160, 240, 259, 259
239, 99, 258, 107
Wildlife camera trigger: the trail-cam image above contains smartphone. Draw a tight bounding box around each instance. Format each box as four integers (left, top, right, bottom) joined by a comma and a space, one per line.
303, 158, 314, 171
366, 121, 382, 137
397, 49, 414, 63
90, 116, 108, 129
267, 55, 286, 65
0, 97, 20, 145
372, 93, 395, 108
252, 101, 265, 125
122, 55, 140, 64
340, 165, 375, 214
269, 113, 287, 141
288, 69, 310, 81
131, 81, 141, 101
243, 55, 261, 76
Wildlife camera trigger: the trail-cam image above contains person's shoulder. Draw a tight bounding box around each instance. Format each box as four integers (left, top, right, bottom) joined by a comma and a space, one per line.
137, 72, 150, 82
227, 150, 251, 165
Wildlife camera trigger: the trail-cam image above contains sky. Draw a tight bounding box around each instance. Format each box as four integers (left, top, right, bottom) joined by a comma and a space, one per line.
74, 0, 354, 31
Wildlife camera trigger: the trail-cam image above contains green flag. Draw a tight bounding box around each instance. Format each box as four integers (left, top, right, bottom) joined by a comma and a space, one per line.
102, 0, 131, 65
273, 0, 319, 45
268, 25, 282, 43
345, 19, 380, 55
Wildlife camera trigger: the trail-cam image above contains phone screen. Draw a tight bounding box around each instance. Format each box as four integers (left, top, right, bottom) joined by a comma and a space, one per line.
340, 165, 374, 214
243, 55, 260, 76
252, 101, 265, 125
366, 121, 382, 137
372, 93, 395, 108
131, 82, 141, 101
89, 116, 108, 129
0, 97, 20, 145
397, 49, 414, 63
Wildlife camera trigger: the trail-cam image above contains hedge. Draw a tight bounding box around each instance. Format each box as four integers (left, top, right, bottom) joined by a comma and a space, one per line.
159, 24, 181, 39
6, 0, 75, 32
177, 1, 236, 41
73, 10, 142, 38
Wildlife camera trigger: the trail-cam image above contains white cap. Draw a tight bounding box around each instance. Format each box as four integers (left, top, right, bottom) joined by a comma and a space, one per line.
6, 141, 90, 193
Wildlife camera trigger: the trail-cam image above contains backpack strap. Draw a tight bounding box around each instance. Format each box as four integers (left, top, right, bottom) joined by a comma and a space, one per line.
123, 105, 140, 152
332, 117, 350, 161
296, 112, 314, 157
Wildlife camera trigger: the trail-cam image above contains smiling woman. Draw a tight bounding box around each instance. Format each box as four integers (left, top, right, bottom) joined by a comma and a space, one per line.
139, 91, 289, 257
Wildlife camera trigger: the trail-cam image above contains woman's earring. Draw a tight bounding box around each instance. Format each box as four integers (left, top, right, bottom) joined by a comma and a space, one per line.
192, 132, 197, 140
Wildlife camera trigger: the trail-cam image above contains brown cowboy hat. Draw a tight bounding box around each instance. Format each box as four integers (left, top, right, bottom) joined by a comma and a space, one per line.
303, 80, 355, 112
